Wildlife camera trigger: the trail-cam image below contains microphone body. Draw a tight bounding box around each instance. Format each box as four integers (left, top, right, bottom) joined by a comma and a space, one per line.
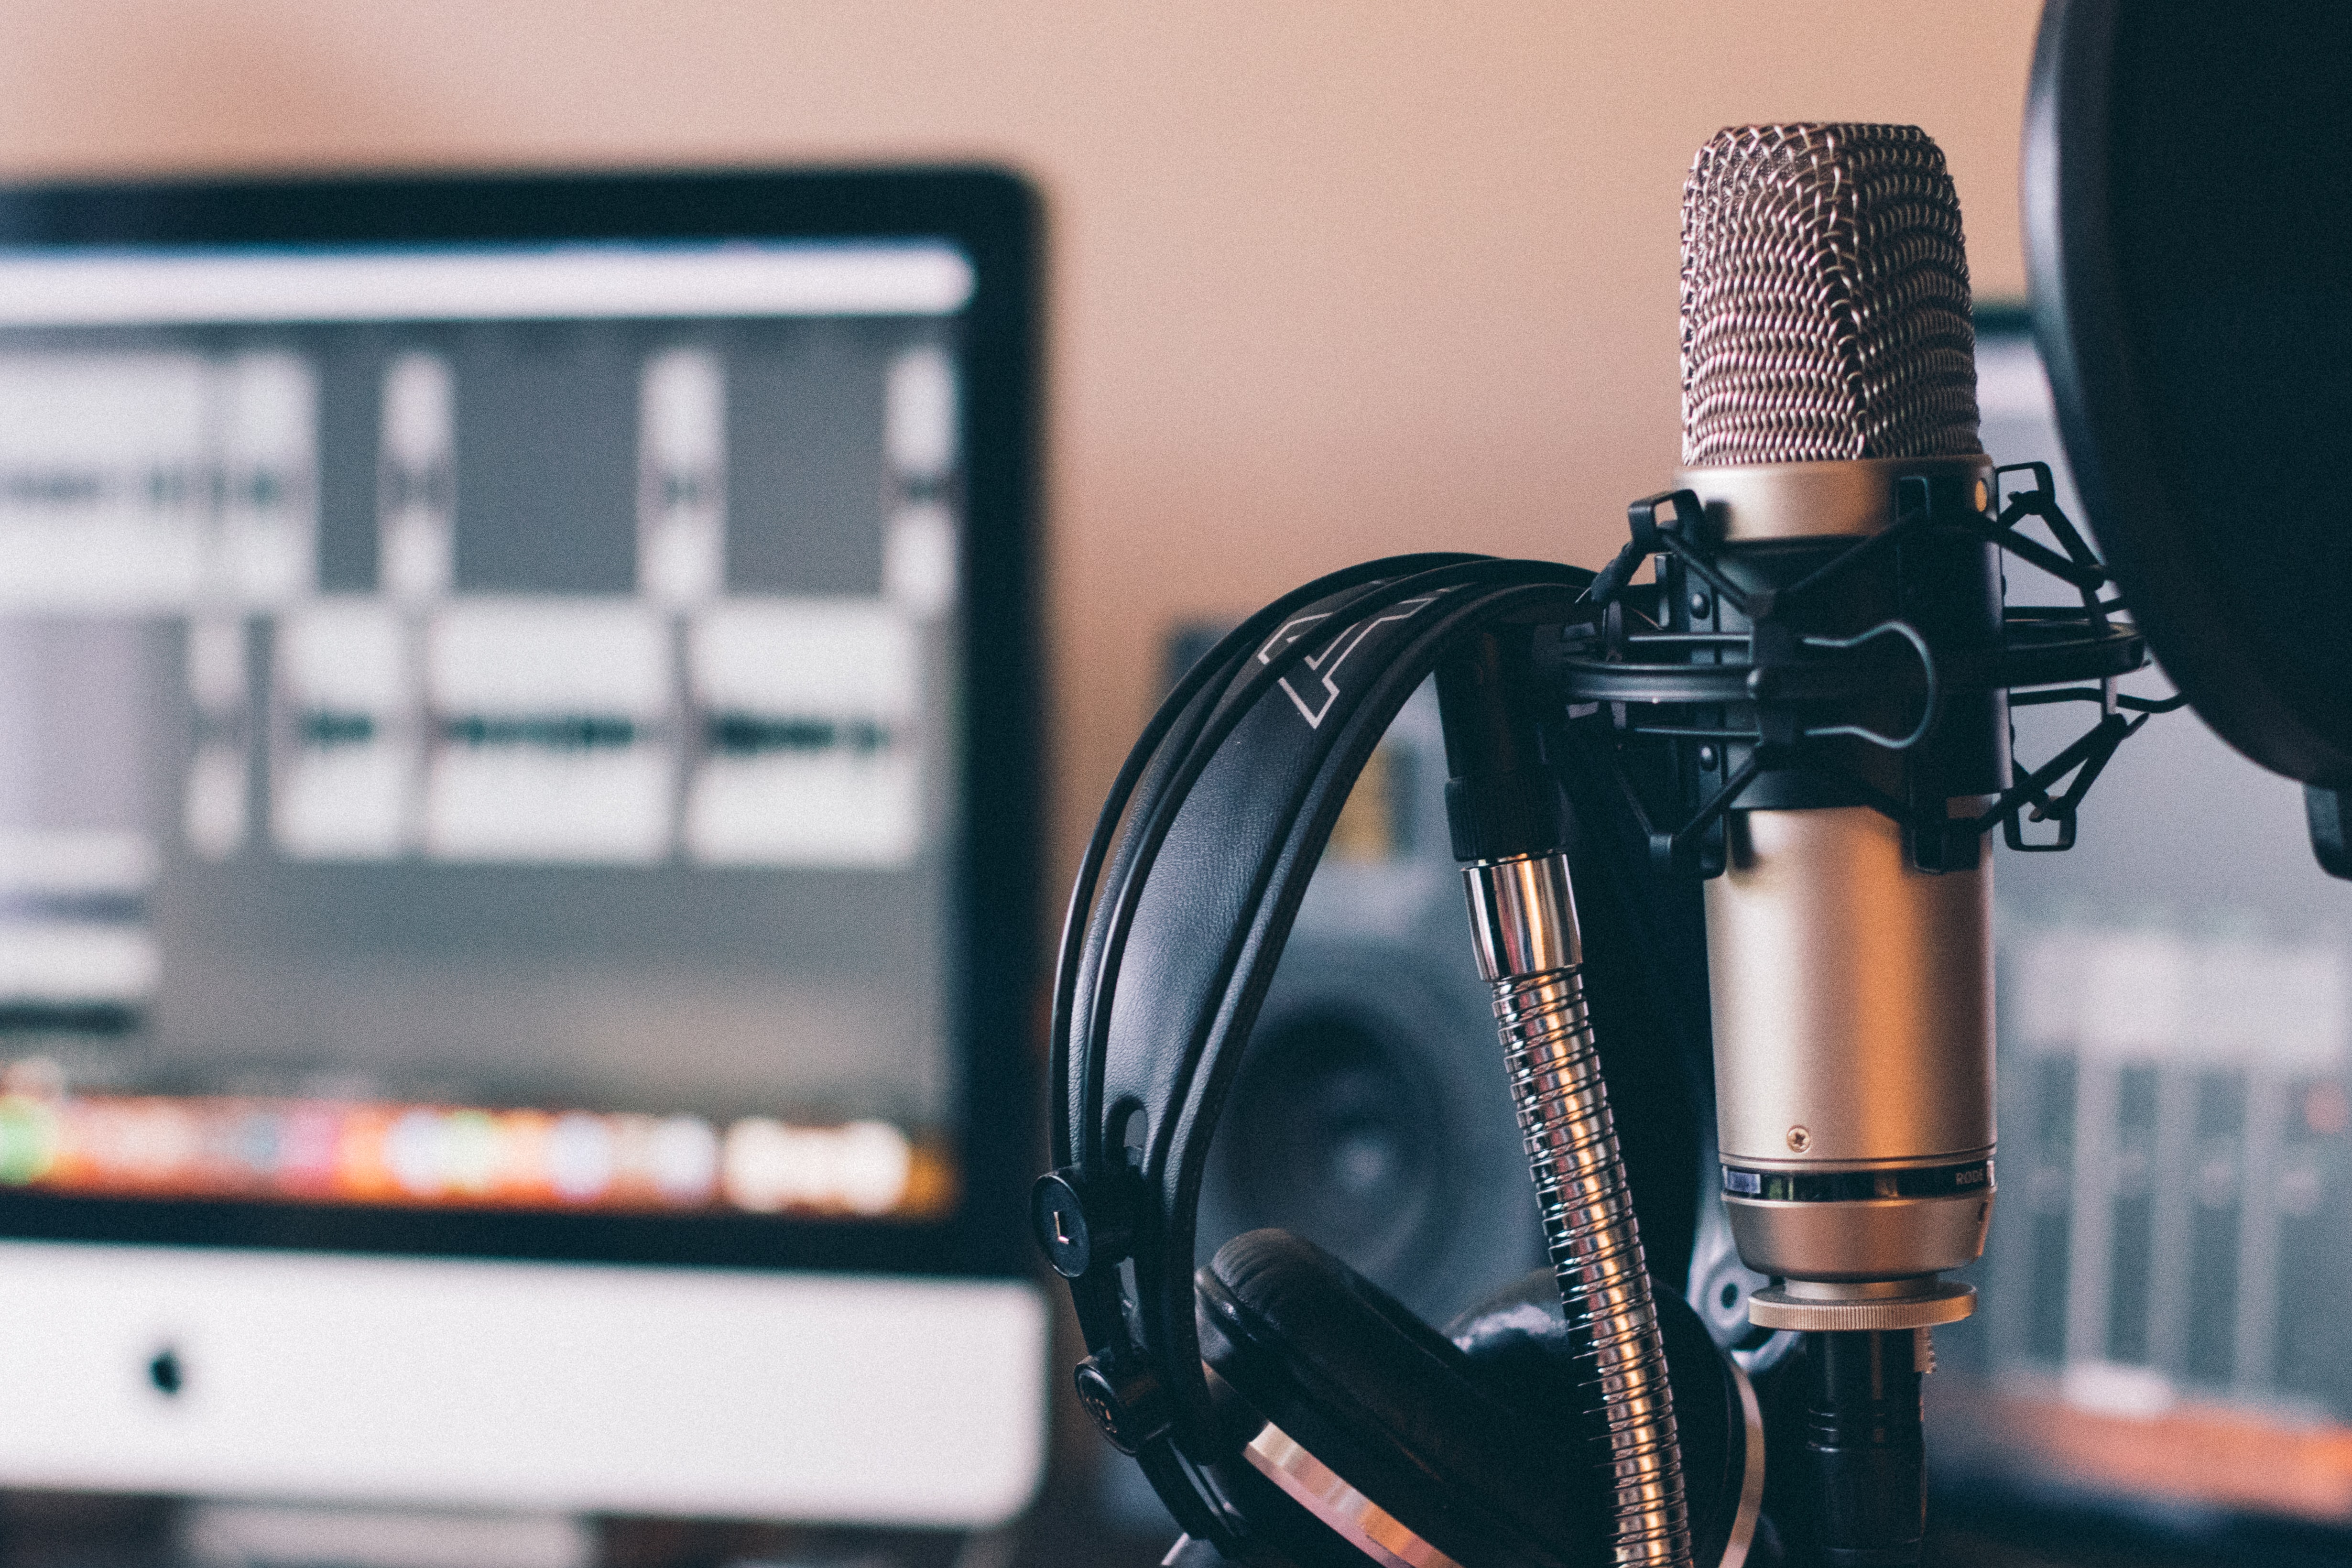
1676, 123, 2004, 1566
1682, 457, 1997, 1311
1706, 800, 1992, 1276
1675, 123, 2001, 1325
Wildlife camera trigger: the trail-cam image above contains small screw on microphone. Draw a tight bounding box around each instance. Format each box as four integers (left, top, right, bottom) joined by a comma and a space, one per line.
1787, 1126, 1812, 1153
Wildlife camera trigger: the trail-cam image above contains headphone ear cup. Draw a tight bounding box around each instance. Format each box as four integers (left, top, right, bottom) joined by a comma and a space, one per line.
1446, 1269, 1772, 1568
1197, 1229, 1610, 1568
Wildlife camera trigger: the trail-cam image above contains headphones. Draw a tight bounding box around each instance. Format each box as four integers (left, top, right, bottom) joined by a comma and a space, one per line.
1034, 555, 1767, 1568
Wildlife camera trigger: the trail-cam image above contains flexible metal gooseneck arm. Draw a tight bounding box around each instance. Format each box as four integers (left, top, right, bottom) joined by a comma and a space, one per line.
1439, 632, 1694, 1568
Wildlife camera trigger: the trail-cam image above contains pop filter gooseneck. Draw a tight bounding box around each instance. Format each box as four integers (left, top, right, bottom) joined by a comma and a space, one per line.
2026, 0, 2352, 871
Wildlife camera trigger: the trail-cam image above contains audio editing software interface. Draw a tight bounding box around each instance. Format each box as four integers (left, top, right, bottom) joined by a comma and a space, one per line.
0, 244, 971, 1221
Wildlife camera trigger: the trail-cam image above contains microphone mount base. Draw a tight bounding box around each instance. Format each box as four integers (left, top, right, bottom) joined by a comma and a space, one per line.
1748, 1277, 1973, 1334
1798, 1328, 1928, 1568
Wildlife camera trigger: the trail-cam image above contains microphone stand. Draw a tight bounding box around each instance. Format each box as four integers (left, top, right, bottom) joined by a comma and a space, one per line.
1799, 1329, 1928, 1568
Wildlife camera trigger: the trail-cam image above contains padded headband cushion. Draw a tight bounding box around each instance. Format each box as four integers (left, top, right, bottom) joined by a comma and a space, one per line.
1197, 1230, 1608, 1568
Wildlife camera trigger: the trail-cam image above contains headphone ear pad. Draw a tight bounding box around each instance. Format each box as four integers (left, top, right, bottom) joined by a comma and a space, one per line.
1197, 1229, 1609, 1568
1447, 1268, 1770, 1568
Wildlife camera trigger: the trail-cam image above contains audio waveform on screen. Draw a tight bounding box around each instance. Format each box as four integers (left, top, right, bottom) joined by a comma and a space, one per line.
264, 597, 925, 867
0, 346, 948, 870
288, 712, 904, 757
437, 713, 641, 751
0, 464, 296, 514
295, 710, 374, 747
704, 713, 894, 757
0, 351, 316, 613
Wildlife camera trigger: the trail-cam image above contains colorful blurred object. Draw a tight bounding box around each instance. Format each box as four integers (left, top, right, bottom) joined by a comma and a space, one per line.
0, 1069, 945, 1220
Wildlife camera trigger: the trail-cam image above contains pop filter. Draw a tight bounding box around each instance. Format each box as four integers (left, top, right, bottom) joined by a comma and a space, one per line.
2025, 0, 2352, 869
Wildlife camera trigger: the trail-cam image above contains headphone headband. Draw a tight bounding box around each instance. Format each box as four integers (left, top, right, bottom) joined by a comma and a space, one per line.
1040, 556, 1598, 1538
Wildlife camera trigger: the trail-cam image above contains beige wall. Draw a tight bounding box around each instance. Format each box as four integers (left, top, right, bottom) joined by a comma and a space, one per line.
0, 0, 2046, 879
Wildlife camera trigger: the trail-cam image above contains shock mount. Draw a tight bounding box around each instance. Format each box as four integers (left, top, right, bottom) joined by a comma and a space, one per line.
1551, 462, 2175, 880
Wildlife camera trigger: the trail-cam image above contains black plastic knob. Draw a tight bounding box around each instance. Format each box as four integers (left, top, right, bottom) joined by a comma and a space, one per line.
1031, 1166, 1132, 1278
1074, 1353, 1171, 1456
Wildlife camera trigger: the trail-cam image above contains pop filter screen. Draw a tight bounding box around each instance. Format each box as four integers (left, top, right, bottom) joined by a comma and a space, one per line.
2026, 0, 2352, 787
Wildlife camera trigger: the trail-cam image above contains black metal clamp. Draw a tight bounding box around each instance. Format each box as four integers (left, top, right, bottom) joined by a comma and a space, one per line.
1552, 466, 2172, 877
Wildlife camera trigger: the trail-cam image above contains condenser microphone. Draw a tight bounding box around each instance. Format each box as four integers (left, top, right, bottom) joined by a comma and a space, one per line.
1680, 123, 2001, 1565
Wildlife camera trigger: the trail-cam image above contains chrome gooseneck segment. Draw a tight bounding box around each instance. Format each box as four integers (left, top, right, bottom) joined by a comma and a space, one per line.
1466, 852, 1693, 1568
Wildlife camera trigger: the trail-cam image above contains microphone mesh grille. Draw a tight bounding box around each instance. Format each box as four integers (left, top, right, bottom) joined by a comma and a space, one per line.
1680, 122, 1982, 466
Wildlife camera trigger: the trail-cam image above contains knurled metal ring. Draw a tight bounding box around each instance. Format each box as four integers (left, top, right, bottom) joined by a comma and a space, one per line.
1747, 1280, 1975, 1332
